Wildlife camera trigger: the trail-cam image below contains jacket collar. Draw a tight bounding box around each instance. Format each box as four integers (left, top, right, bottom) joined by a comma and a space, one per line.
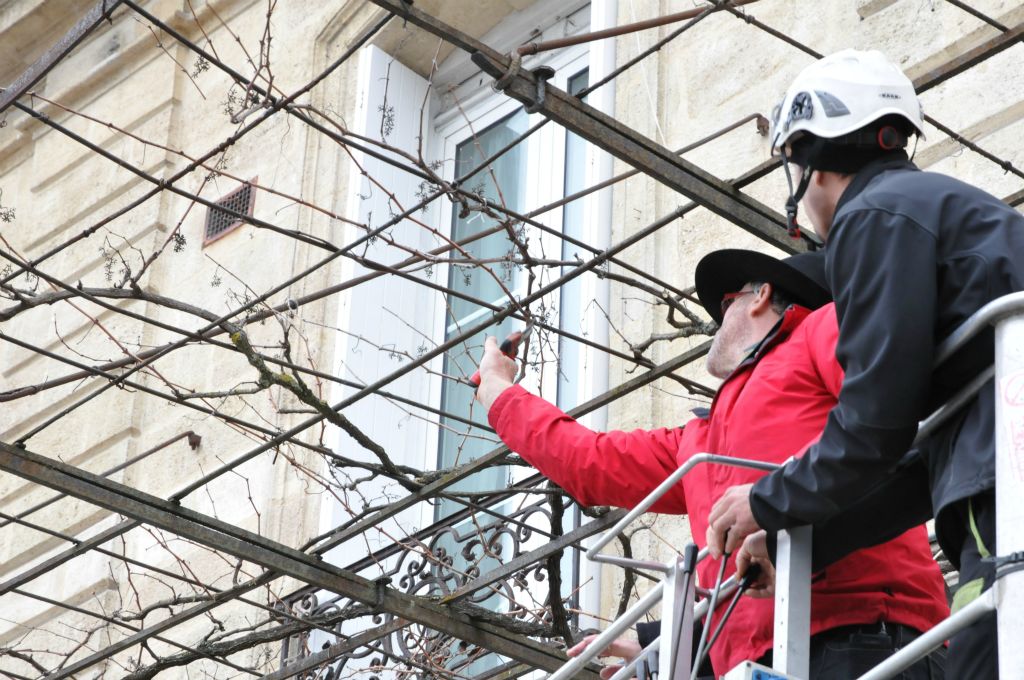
743, 304, 811, 364
835, 151, 917, 215
715, 304, 812, 394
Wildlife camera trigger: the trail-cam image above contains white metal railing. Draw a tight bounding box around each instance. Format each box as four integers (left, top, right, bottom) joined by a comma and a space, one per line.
547, 455, 812, 680
550, 291, 1024, 680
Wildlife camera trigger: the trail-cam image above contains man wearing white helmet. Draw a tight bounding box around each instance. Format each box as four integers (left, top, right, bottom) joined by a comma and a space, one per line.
706, 49, 1024, 677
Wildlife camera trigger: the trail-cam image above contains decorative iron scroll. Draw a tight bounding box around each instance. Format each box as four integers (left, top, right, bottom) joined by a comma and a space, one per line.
280, 481, 583, 679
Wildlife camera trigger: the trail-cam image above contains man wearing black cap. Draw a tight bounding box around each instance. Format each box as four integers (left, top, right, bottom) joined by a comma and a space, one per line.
474, 249, 947, 679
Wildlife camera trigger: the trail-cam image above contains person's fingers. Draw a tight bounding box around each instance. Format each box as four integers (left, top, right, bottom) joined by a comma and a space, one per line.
705, 524, 727, 559
566, 634, 599, 657
736, 529, 770, 576
706, 493, 737, 559
724, 525, 747, 555
709, 487, 758, 557
599, 665, 634, 680
705, 526, 719, 559
760, 558, 776, 591
567, 634, 641, 659
745, 583, 774, 598
749, 563, 775, 598
740, 564, 765, 596
707, 497, 726, 528
609, 639, 642, 659
480, 336, 515, 374
735, 546, 751, 577
739, 532, 776, 599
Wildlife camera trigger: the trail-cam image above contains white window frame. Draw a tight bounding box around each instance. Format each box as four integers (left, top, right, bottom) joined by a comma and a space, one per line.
314, 0, 619, 666
418, 1, 620, 644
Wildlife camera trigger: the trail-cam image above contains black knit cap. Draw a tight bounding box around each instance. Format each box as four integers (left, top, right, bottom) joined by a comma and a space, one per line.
695, 249, 831, 324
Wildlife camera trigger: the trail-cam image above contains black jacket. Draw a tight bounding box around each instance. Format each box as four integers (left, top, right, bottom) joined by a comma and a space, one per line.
749, 154, 1024, 567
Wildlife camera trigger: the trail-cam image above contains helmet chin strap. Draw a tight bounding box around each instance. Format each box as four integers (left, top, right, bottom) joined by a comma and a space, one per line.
780, 148, 813, 239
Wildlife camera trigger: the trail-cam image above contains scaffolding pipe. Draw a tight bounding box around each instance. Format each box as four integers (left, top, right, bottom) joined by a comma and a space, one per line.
515, 0, 761, 56
586, 454, 779, 567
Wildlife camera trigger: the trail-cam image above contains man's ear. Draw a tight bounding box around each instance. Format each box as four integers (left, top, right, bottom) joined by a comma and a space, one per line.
749, 282, 774, 316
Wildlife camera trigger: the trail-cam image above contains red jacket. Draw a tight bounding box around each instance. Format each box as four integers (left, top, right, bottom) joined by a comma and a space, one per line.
488, 303, 948, 675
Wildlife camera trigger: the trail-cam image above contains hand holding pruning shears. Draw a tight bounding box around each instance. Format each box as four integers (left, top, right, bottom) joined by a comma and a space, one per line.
473, 326, 532, 410
735, 531, 775, 598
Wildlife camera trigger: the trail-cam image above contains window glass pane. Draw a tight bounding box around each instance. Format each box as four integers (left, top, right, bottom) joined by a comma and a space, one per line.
431, 112, 531, 676
448, 111, 528, 319
437, 110, 528, 517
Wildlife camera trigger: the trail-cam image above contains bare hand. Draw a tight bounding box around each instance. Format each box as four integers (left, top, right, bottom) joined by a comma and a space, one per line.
475, 336, 516, 410
736, 530, 775, 598
706, 483, 761, 559
567, 634, 642, 680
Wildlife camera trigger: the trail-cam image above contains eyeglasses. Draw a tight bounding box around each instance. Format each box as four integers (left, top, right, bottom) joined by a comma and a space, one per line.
720, 289, 755, 317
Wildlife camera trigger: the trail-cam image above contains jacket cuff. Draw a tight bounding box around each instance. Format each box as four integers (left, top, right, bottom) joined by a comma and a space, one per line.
487, 383, 527, 431
749, 477, 791, 532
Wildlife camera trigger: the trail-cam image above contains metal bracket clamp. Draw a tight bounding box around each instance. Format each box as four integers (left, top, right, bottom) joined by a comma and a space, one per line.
372, 576, 391, 612
988, 550, 1024, 576
490, 53, 555, 116
525, 65, 556, 114
491, 53, 522, 92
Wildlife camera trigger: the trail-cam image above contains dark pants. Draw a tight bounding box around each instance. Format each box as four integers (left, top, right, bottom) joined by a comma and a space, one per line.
809, 623, 945, 679
640, 617, 947, 679
756, 623, 945, 679
946, 491, 998, 679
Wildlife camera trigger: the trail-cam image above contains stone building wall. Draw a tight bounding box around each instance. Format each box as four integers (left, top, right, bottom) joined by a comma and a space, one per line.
0, 0, 380, 670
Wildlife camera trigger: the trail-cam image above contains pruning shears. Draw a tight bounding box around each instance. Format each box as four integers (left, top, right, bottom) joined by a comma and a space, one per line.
469, 325, 534, 388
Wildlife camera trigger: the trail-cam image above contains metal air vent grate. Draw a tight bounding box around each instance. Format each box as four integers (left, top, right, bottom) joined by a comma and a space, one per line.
204, 181, 256, 245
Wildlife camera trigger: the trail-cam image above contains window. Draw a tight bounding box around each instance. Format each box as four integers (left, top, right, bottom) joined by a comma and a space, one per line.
309, 2, 612, 674
434, 109, 528, 518
432, 42, 590, 520
423, 33, 594, 670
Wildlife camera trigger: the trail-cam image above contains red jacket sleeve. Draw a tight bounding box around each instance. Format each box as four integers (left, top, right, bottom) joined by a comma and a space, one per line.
488, 385, 688, 512
805, 303, 844, 399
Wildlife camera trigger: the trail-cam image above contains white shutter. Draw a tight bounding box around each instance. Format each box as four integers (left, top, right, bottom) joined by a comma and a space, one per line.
323, 45, 437, 554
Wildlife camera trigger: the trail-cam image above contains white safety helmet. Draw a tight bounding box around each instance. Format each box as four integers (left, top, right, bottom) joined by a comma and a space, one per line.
770, 49, 925, 155
769, 50, 924, 240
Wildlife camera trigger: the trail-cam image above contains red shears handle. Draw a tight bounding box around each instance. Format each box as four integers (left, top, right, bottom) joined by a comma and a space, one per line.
470, 330, 525, 387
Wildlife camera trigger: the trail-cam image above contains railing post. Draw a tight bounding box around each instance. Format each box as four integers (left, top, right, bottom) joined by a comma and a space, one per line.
774, 526, 812, 679
658, 544, 697, 680
995, 309, 1024, 675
